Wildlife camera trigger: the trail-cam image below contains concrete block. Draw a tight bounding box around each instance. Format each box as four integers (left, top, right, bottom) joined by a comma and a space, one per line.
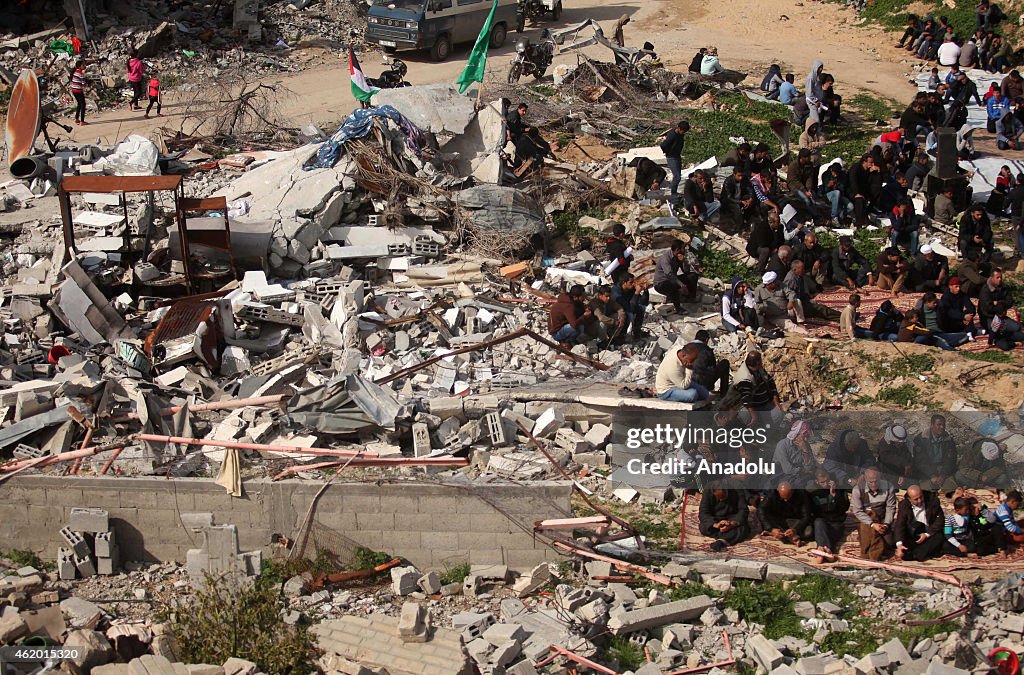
796, 655, 842, 675
74, 553, 96, 578
531, 407, 565, 438
608, 595, 715, 634
923, 662, 968, 675
398, 602, 427, 643
693, 558, 766, 581
513, 562, 551, 597
749, 634, 784, 671
94, 530, 116, 558
418, 571, 441, 595
491, 640, 521, 668
471, 564, 509, 581
222, 657, 258, 675
463, 574, 482, 598
452, 612, 494, 641
483, 622, 526, 647
61, 596, 102, 627
391, 566, 419, 595
506, 661, 539, 675
584, 423, 612, 447
180, 512, 215, 531
96, 546, 119, 575
59, 526, 90, 558
57, 547, 76, 580
0, 612, 28, 643
795, 601, 816, 619
440, 582, 462, 596
68, 507, 110, 533
881, 638, 912, 665
412, 423, 432, 457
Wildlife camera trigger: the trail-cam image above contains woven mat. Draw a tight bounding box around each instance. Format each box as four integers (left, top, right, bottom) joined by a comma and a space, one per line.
800, 287, 1022, 352
682, 489, 1021, 572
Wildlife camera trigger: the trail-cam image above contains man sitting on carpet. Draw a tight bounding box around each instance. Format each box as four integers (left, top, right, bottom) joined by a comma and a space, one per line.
912, 414, 958, 492
851, 467, 897, 561
893, 485, 945, 562
698, 483, 751, 552
909, 244, 949, 293
758, 481, 813, 546
809, 468, 850, 562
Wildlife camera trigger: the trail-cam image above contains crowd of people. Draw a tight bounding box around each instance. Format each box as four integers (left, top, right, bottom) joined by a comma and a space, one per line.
696, 413, 1022, 561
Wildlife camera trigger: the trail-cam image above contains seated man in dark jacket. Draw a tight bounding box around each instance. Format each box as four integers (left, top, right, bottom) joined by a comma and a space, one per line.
937, 277, 977, 335
808, 468, 850, 560
746, 211, 785, 273
681, 169, 720, 223
758, 481, 813, 545
719, 166, 756, 231
959, 204, 994, 261
792, 231, 829, 294
909, 244, 949, 292
831, 235, 873, 289
698, 484, 750, 552
688, 329, 730, 396
548, 284, 590, 346
893, 485, 945, 561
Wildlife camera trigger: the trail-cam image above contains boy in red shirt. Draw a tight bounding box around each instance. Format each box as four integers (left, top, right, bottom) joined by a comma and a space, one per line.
144, 77, 162, 118
70, 59, 88, 125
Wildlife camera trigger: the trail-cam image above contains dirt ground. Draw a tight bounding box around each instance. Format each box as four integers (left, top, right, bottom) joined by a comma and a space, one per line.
58, 0, 921, 147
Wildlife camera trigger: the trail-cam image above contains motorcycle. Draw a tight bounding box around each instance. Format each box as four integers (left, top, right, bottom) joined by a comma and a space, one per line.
366, 59, 411, 89
515, 0, 562, 32
507, 34, 554, 84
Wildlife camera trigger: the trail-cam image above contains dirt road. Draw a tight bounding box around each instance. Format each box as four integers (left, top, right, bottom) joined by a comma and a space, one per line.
59, 0, 917, 146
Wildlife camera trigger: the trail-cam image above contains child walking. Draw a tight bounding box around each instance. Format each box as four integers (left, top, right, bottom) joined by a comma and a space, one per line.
70, 59, 88, 125
144, 76, 162, 119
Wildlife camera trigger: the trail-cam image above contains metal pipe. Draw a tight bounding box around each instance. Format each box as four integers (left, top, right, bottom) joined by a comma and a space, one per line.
9, 156, 46, 180
535, 645, 620, 674
133, 434, 379, 458
107, 394, 289, 422
273, 456, 468, 480
99, 447, 124, 475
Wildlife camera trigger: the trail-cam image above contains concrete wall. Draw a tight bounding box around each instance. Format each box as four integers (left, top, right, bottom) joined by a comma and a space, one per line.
0, 477, 573, 571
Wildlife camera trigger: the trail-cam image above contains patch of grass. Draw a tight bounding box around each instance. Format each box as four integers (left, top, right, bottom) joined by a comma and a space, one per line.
717, 91, 792, 122
816, 228, 886, 266
848, 93, 901, 123
552, 206, 605, 238
892, 609, 960, 644
724, 581, 806, 640
818, 615, 881, 658
2, 549, 43, 569
669, 581, 721, 601
631, 517, 671, 540
961, 350, 1014, 363
529, 83, 556, 97
698, 246, 758, 285
439, 562, 471, 585
814, 355, 854, 394
350, 547, 393, 571
167, 574, 319, 673
875, 383, 929, 407
602, 635, 645, 670
793, 575, 857, 606
863, 352, 935, 380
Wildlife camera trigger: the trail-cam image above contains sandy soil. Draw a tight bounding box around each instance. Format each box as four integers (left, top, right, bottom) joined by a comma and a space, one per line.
51, 0, 922, 147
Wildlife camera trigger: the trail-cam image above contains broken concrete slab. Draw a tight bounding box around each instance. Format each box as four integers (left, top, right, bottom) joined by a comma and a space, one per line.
373, 84, 477, 136
608, 595, 715, 634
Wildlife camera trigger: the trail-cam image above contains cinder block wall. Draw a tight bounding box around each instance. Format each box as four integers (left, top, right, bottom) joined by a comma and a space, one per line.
0, 477, 572, 571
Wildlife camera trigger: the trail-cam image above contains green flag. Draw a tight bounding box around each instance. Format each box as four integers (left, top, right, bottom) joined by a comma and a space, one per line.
455, 0, 499, 94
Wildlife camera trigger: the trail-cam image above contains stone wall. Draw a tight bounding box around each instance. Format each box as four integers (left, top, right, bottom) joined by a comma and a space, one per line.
0, 477, 572, 571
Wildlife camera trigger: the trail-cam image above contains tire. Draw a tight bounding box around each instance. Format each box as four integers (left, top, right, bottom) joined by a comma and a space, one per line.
508, 61, 522, 84
490, 22, 507, 48
552, 1, 561, 19
430, 34, 451, 61
383, 46, 397, 55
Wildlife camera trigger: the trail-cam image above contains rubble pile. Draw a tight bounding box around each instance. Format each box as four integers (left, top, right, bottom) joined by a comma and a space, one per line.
1, 546, 1019, 674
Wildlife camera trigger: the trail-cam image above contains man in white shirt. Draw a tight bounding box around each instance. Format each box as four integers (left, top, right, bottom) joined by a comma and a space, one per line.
654, 344, 708, 403
893, 485, 944, 561
937, 37, 962, 67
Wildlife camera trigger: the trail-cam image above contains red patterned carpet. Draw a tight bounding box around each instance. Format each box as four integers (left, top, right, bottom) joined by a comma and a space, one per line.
682, 489, 1021, 572
800, 287, 1023, 352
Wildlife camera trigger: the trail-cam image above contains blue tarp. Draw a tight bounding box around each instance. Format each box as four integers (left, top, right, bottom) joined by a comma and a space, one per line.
305, 105, 424, 171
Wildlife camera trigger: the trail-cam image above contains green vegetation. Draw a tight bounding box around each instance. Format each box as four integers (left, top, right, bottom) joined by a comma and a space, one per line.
439, 561, 471, 585
2, 549, 44, 569
552, 206, 605, 238
698, 246, 758, 284
669, 581, 721, 601
892, 609, 960, 644
351, 547, 393, 571
724, 581, 805, 640
875, 383, 927, 406
961, 350, 1015, 363
529, 83, 557, 97
848, 93, 901, 123
168, 574, 319, 673
814, 355, 855, 394
681, 110, 783, 165
818, 616, 881, 658
847, 0, 982, 39
602, 635, 645, 670
863, 352, 935, 380
792, 575, 857, 606
816, 228, 886, 266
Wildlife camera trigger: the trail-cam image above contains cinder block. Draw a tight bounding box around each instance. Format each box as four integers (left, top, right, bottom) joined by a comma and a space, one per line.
94, 530, 116, 558
96, 545, 119, 576
412, 423, 432, 457
57, 547, 75, 580
69, 507, 109, 533
607, 595, 715, 634
179, 512, 214, 531
74, 553, 96, 578
59, 527, 90, 558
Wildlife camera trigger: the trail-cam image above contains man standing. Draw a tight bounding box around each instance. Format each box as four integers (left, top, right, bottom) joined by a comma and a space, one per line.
653, 239, 698, 313
660, 120, 690, 196
611, 272, 649, 340
893, 485, 945, 562
605, 223, 632, 283
654, 344, 708, 403
851, 467, 897, 561
912, 414, 958, 491
548, 284, 590, 347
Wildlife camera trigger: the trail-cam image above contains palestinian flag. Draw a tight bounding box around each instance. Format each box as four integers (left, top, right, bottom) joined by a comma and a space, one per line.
349, 46, 379, 103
